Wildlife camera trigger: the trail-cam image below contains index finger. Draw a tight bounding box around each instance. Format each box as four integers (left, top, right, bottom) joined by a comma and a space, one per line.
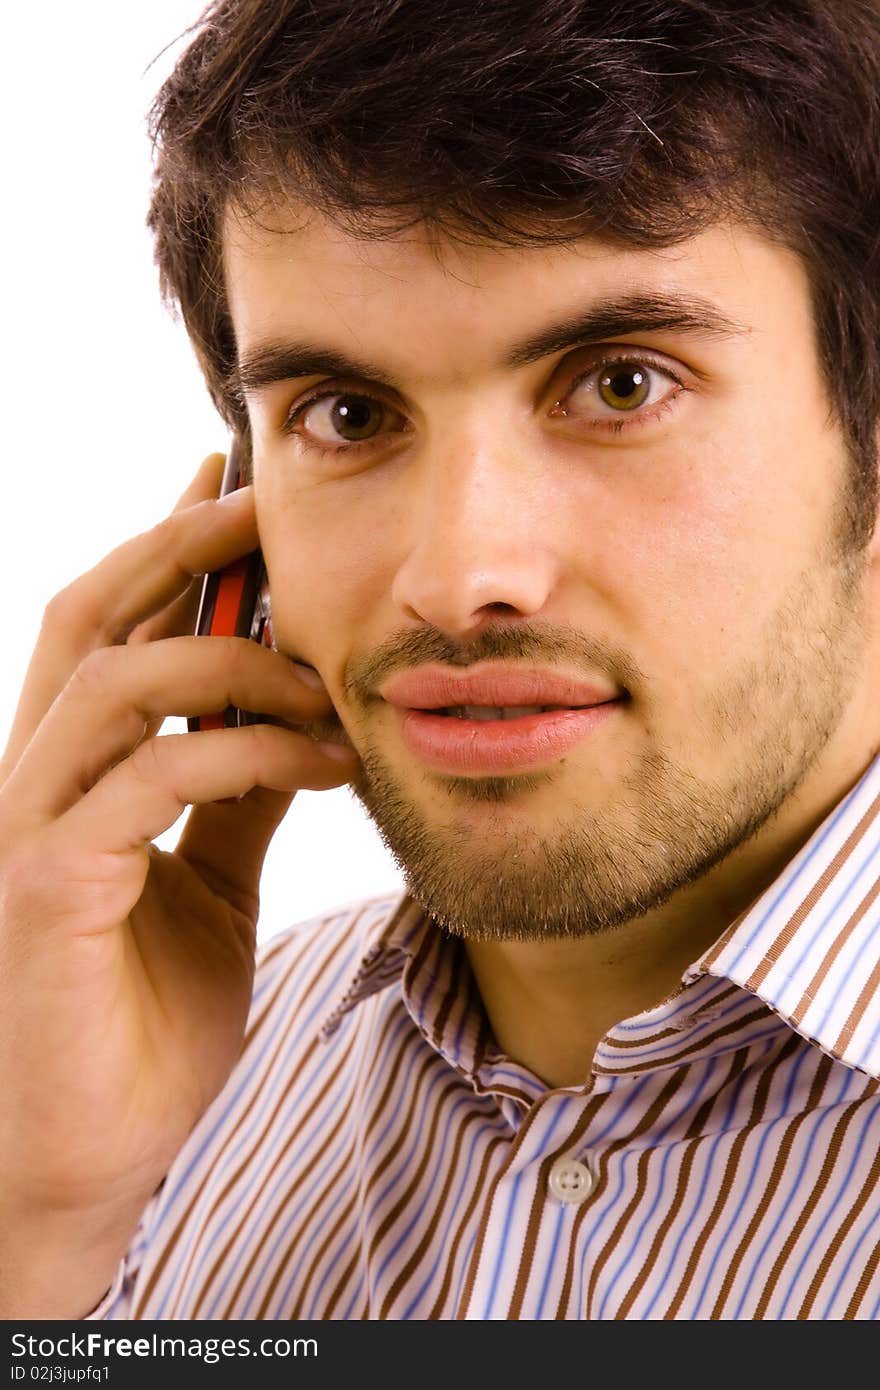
1, 455, 259, 778
125, 451, 229, 650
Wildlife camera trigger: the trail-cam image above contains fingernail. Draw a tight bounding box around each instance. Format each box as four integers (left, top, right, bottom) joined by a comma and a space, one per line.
291, 662, 327, 691
319, 741, 356, 761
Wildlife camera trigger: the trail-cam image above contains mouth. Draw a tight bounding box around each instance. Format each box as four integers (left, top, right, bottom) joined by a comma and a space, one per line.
429, 703, 590, 720
394, 699, 623, 775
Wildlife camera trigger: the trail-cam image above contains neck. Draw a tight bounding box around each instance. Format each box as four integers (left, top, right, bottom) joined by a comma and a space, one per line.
464, 738, 878, 1090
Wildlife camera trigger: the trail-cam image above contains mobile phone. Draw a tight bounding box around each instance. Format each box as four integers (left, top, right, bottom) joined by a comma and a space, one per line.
187, 437, 273, 732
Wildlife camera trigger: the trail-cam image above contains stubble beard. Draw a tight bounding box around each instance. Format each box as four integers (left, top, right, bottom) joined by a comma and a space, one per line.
341, 536, 870, 945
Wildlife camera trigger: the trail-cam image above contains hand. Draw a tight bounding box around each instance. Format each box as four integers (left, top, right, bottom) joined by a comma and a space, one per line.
0, 453, 358, 1290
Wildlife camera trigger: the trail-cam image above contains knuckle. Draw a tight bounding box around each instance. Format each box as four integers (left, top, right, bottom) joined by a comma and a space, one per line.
69, 645, 120, 694
217, 634, 253, 683
41, 582, 89, 636
129, 734, 166, 783
150, 511, 179, 550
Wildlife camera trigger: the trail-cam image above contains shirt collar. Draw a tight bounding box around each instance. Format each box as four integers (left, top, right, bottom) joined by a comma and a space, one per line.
684, 748, 880, 1076
319, 749, 880, 1079
318, 890, 492, 1077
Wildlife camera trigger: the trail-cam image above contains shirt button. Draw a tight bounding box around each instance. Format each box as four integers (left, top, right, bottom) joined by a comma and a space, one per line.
548, 1156, 593, 1205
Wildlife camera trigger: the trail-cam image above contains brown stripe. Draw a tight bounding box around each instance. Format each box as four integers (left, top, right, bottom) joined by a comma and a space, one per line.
470, 996, 493, 1080
581, 1068, 690, 1318
506, 1091, 612, 1320
490, 1082, 542, 1106
295, 1108, 508, 1321
743, 791, 880, 993
129, 905, 359, 1319
373, 893, 424, 952
602, 984, 741, 1051
752, 1093, 864, 1318
844, 1233, 880, 1319
317, 1044, 442, 1317
370, 1077, 466, 1317
403, 916, 445, 1003
698, 897, 767, 973
797, 1087, 880, 1320
547, 1066, 690, 1319
615, 1047, 749, 1318
454, 1096, 554, 1319
662, 1029, 801, 1319
431, 935, 465, 1047
593, 1004, 773, 1075
376, 1105, 497, 1318
315, 1020, 440, 1321
431, 1135, 508, 1319
218, 1021, 365, 1318
286, 1171, 363, 1319
243, 907, 358, 1048
791, 874, 880, 1034
320, 1248, 360, 1319
831, 883, 880, 1056
709, 1053, 833, 1318
360, 1049, 441, 1211
245, 1006, 404, 1319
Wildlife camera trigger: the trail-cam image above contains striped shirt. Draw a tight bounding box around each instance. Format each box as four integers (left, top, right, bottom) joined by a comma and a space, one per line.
89, 749, 880, 1320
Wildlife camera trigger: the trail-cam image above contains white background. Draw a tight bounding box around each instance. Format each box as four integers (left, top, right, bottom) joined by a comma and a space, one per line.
0, 2, 405, 940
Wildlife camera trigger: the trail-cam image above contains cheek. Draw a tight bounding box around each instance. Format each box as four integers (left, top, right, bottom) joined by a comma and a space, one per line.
600, 427, 802, 674
258, 481, 394, 656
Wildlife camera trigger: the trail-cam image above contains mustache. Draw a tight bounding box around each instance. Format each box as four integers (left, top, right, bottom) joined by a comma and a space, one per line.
340, 620, 641, 706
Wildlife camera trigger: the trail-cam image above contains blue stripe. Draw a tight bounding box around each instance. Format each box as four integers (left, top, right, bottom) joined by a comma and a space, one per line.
533, 1203, 568, 1319
454, 1231, 479, 1315
602, 996, 766, 1064
152, 921, 364, 1227
613, 977, 723, 1033
482, 1100, 571, 1318
777, 1096, 880, 1319
371, 1096, 494, 1291
775, 842, 880, 1030
594, 1056, 716, 1319
481, 1168, 524, 1319
240, 1008, 423, 1319
818, 1104, 880, 1317
687, 1042, 817, 1320
399, 1120, 508, 1319
728, 1054, 848, 1319
207, 1006, 415, 1319
295, 1049, 477, 1319
723, 772, 868, 978
182, 991, 404, 1319
640, 1036, 777, 1318
150, 931, 366, 1317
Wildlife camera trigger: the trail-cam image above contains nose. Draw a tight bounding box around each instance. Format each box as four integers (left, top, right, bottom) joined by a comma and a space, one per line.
390, 431, 559, 636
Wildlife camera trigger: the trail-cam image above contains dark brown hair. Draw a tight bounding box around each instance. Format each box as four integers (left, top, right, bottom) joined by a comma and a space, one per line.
147, 0, 880, 546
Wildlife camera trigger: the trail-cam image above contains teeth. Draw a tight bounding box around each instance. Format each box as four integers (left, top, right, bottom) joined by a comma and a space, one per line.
441, 704, 569, 720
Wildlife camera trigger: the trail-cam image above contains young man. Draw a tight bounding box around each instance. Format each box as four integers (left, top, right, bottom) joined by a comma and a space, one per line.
1, 0, 879, 1320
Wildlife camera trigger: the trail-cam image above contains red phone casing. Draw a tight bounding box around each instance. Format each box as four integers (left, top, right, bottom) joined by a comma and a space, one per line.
187, 442, 273, 733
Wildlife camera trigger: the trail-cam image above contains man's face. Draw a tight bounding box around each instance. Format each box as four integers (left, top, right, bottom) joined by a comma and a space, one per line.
224, 207, 879, 942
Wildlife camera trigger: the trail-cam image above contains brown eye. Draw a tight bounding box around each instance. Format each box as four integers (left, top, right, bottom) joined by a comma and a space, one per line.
302, 393, 387, 443
597, 366, 651, 411
551, 355, 683, 430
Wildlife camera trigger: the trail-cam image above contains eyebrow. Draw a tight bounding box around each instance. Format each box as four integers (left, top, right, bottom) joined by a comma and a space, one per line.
235, 290, 749, 399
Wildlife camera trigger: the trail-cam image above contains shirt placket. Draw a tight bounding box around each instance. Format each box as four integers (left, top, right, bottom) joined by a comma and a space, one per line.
455, 1088, 600, 1319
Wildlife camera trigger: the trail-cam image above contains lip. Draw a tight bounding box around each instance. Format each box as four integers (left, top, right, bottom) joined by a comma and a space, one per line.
378, 663, 620, 711
378, 663, 623, 776
395, 702, 622, 774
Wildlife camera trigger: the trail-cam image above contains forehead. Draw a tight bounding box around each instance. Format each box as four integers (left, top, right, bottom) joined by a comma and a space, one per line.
221, 198, 813, 380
